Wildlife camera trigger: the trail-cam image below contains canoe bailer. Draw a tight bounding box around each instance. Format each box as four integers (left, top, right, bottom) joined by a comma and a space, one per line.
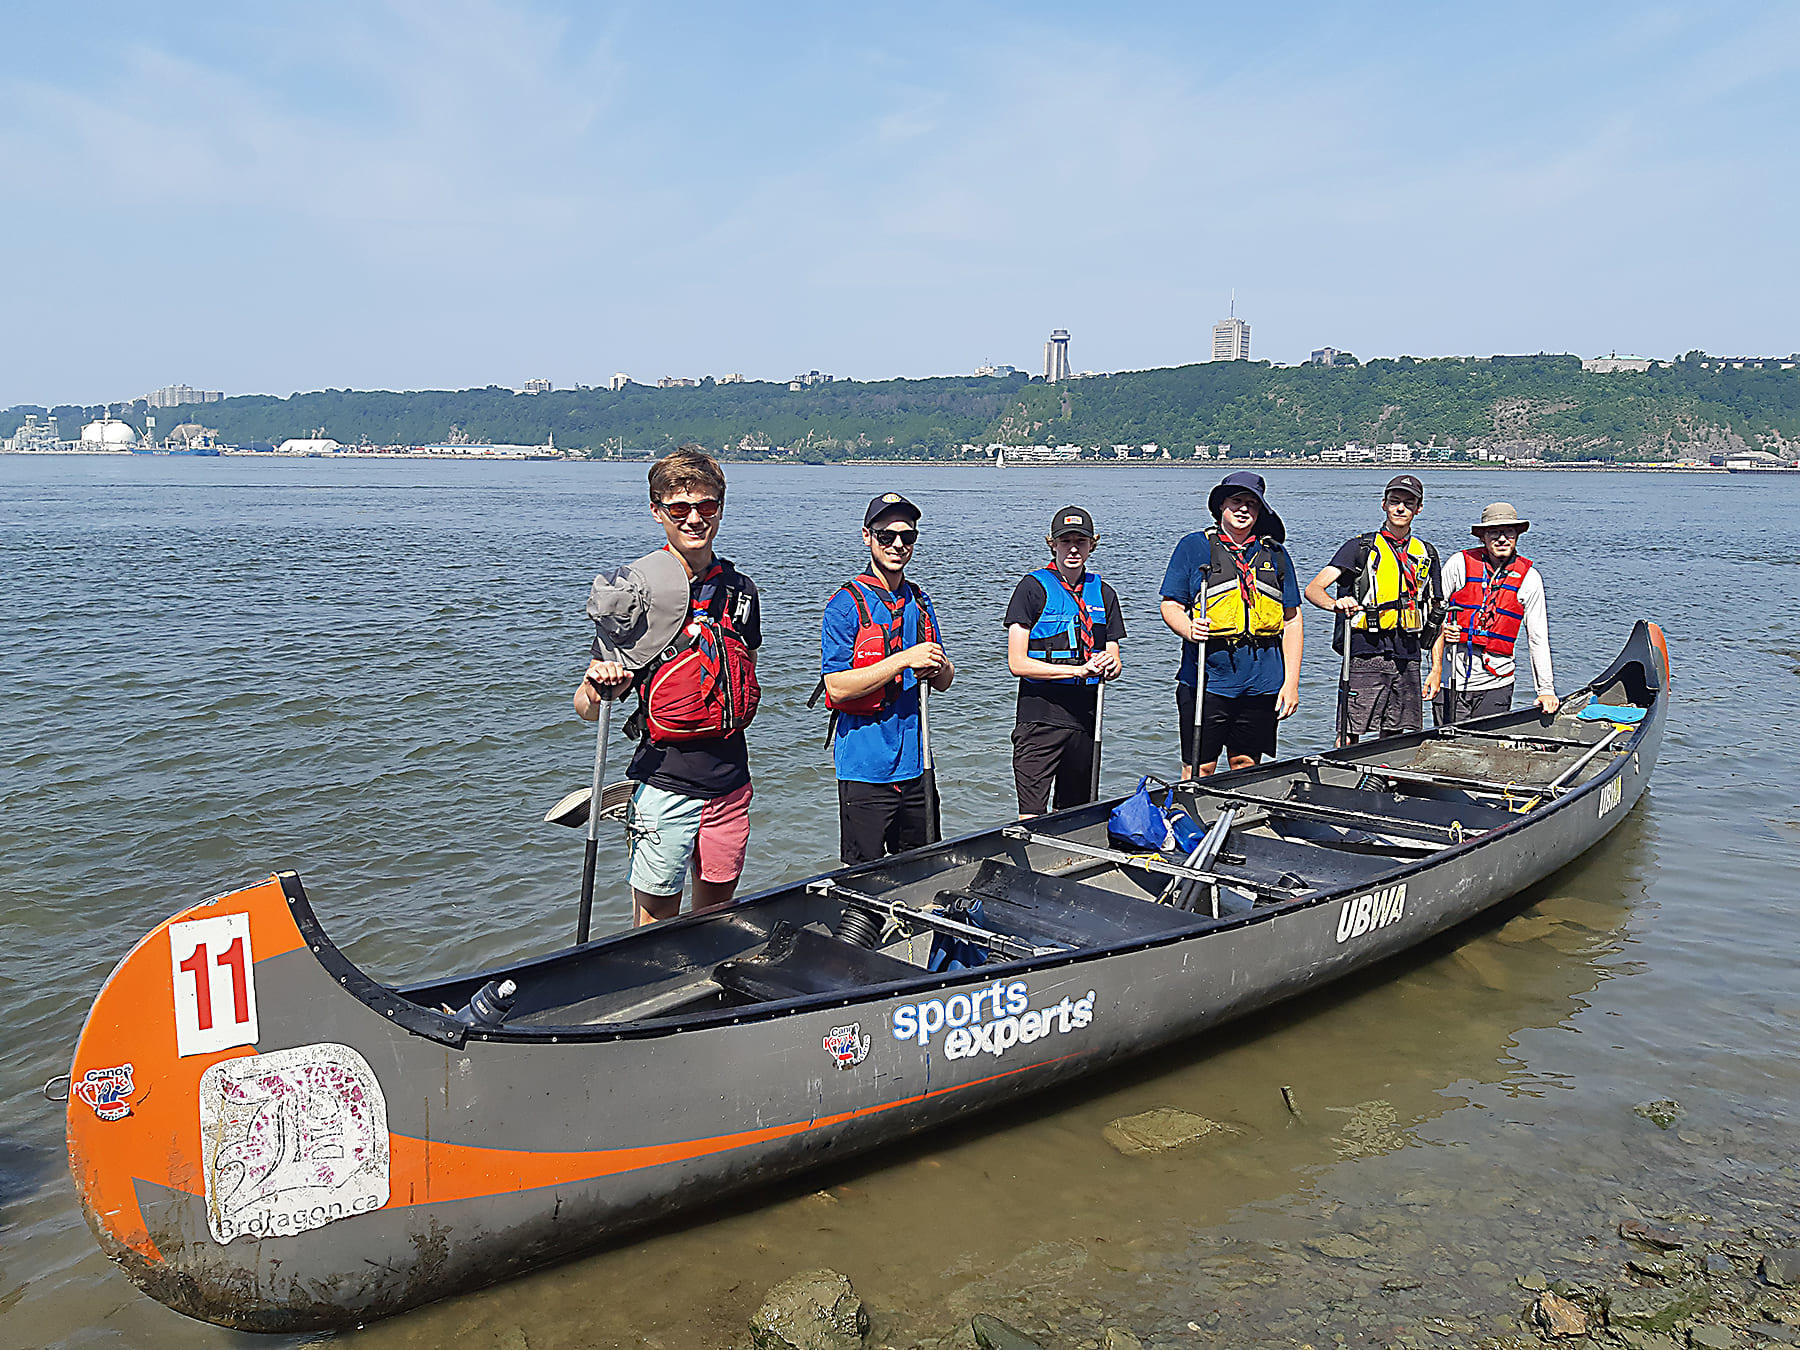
65, 621, 1670, 1332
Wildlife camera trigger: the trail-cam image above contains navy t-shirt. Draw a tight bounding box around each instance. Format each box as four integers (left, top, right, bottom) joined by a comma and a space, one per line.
619, 559, 762, 800
1160, 530, 1301, 697
1002, 572, 1126, 730
820, 578, 944, 785
1327, 534, 1440, 663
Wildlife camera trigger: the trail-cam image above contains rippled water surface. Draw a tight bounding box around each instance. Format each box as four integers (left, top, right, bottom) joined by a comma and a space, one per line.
4, 457, 1797, 1348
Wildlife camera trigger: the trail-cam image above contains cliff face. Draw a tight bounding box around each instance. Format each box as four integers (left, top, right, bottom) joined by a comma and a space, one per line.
7, 356, 1796, 460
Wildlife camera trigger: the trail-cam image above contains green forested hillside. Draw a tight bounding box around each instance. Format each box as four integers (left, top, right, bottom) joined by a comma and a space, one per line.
10, 354, 1799, 461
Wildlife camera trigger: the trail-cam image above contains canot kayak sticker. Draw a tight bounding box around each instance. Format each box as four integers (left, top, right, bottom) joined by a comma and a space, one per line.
199, 1043, 390, 1245
1335, 883, 1407, 943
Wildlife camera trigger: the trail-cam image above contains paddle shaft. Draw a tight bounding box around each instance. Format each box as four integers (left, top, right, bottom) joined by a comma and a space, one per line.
920, 678, 941, 844
1090, 678, 1106, 799
1336, 615, 1354, 747
576, 697, 612, 944
1190, 633, 1208, 770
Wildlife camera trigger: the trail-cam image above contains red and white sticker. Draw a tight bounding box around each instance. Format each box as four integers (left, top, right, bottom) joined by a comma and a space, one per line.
170, 913, 260, 1058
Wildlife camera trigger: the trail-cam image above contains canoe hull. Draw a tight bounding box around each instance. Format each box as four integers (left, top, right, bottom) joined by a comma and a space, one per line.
67, 622, 1668, 1331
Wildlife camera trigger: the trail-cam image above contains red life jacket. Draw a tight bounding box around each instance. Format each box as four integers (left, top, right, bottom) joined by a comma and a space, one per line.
637, 560, 761, 743
1447, 549, 1532, 662
815, 576, 932, 715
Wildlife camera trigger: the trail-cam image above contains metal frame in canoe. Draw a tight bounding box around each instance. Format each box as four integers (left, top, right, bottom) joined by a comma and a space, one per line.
65, 621, 1670, 1332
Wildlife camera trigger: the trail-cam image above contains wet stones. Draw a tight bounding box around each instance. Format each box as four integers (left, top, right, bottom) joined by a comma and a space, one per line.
1621, 1218, 1689, 1251
1306, 1232, 1376, 1260
1635, 1099, 1684, 1129
1688, 1325, 1737, 1349
1099, 1329, 1144, 1350
970, 1313, 1045, 1350
1534, 1290, 1589, 1336
1765, 1250, 1800, 1287
1608, 1280, 1713, 1333
748, 1269, 869, 1350
1101, 1107, 1236, 1156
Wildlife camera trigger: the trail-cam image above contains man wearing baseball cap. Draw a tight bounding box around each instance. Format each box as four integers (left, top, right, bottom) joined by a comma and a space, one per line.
1159, 472, 1303, 777
817, 492, 955, 864
1304, 473, 1446, 744
1004, 505, 1125, 815
1437, 501, 1558, 723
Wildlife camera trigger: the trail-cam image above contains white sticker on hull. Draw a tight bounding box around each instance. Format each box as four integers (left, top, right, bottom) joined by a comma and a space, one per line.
198, 1042, 389, 1245
1335, 883, 1408, 943
890, 980, 1096, 1062
1598, 777, 1624, 817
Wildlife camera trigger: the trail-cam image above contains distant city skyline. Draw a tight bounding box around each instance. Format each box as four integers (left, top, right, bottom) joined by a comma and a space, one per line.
4, 4, 1798, 406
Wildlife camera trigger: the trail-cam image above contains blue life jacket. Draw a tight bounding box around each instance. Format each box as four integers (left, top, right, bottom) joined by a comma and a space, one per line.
1024, 566, 1104, 685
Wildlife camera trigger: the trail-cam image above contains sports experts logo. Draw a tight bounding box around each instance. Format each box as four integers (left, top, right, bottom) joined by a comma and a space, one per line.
890, 980, 1096, 1062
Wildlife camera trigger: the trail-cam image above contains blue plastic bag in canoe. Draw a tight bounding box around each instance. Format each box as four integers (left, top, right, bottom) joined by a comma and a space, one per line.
1577, 702, 1645, 724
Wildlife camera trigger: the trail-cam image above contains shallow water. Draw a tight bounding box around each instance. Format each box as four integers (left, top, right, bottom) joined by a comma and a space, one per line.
3, 457, 1797, 1347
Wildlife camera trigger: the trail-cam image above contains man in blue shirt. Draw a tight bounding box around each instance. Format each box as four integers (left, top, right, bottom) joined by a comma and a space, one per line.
820, 493, 956, 864
1159, 471, 1303, 777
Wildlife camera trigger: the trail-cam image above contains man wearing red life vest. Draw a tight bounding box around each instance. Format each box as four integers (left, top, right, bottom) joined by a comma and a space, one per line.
1437, 501, 1559, 722
1005, 505, 1125, 816
820, 492, 955, 865
575, 448, 761, 926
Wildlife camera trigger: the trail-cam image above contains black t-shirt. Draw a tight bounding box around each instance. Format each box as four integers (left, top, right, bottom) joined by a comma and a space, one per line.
1003, 572, 1126, 729
1328, 534, 1440, 663
615, 559, 762, 800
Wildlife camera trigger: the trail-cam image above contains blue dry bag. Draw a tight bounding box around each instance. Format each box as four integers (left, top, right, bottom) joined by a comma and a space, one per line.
927, 894, 990, 972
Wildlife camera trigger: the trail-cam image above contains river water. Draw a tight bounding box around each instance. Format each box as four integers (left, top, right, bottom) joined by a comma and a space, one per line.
3, 457, 1797, 1349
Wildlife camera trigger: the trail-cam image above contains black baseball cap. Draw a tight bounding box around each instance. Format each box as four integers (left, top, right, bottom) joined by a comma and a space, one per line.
1384, 474, 1425, 503
863, 492, 922, 528
1048, 505, 1097, 539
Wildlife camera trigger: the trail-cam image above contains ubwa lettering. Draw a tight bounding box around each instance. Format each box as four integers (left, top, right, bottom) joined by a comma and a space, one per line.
1335, 883, 1407, 943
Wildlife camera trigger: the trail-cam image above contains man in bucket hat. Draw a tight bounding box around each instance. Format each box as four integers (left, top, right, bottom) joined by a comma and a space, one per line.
1304, 473, 1446, 744
1436, 501, 1558, 723
1159, 471, 1303, 776
575, 446, 762, 926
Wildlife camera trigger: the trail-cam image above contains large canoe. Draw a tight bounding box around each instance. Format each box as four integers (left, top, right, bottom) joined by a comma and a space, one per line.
66, 621, 1670, 1332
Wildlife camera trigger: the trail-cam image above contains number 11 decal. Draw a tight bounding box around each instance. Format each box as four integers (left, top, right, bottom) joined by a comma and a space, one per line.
170, 914, 260, 1057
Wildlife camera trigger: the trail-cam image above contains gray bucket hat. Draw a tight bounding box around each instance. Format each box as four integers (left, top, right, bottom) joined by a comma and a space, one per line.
1471, 501, 1530, 536
585, 548, 690, 669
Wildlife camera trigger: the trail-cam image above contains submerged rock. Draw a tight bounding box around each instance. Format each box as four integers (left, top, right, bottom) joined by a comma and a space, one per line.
971, 1313, 1045, 1350
1534, 1291, 1589, 1336
1100, 1329, 1144, 1350
1306, 1232, 1376, 1260
1765, 1250, 1800, 1287
1518, 1269, 1551, 1292
748, 1270, 869, 1350
1635, 1099, 1684, 1129
1621, 1218, 1688, 1250
1608, 1280, 1711, 1333
1101, 1107, 1235, 1156
1688, 1325, 1736, 1349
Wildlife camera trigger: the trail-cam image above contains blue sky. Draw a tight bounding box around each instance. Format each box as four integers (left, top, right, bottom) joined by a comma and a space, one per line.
3, 2, 1796, 406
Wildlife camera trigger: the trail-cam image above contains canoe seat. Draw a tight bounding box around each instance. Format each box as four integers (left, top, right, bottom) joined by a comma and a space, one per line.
1288, 780, 1516, 832
714, 922, 920, 1004
950, 859, 1210, 948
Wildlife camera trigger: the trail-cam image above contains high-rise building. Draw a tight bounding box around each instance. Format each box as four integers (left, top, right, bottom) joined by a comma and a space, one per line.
521, 378, 552, 395
1043, 329, 1072, 382
1212, 314, 1251, 362
608, 373, 630, 391
146, 384, 223, 408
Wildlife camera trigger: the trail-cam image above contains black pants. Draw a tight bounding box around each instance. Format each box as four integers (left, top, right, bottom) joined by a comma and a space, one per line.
1433, 682, 1513, 726
1011, 721, 1095, 815
838, 772, 935, 865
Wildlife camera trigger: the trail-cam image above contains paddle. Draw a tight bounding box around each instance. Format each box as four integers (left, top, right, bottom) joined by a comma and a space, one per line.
920, 679, 941, 844
1089, 564, 1106, 800
575, 693, 614, 945
1190, 601, 1208, 773
1335, 612, 1354, 748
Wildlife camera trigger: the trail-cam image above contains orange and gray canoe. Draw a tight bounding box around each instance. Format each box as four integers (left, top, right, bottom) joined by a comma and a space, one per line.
66, 621, 1670, 1332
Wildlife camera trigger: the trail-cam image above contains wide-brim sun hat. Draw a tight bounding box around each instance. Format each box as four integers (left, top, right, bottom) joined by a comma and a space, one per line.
585, 548, 690, 669
1207, 470, 1285, 543
1470, 501, 1530, 536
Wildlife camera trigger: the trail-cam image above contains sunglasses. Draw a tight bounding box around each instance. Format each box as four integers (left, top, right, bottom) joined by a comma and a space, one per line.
657, 497, 721, 521
872, 528, 918, 547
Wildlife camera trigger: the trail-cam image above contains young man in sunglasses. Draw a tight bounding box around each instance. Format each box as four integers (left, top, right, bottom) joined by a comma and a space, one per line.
1005, 505, 1124, 815
1303, 474, 1445, 744
819, 492, 955, 865
575, 446, 761, 925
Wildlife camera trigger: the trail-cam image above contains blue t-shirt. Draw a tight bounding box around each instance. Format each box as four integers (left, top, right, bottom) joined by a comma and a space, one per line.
1160, 530, 1301, 697
820, 580, 944, 784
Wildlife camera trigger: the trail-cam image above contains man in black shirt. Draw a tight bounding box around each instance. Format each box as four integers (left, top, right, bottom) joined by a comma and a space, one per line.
1003, 505, 1126, 818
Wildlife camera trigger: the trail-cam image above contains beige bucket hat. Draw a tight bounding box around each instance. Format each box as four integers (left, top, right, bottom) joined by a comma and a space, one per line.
1471, 502, 1530, 536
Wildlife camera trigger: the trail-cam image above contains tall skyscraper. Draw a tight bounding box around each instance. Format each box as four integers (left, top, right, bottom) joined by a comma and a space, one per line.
1212, 292, 1251, 361
1044, 328, 1071, 382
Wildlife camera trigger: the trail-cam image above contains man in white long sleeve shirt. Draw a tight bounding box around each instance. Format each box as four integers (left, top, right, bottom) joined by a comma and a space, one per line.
1435, 501, 1559, 724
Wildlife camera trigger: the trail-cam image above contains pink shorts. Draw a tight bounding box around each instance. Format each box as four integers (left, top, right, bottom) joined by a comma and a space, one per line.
626, 781, 753, 894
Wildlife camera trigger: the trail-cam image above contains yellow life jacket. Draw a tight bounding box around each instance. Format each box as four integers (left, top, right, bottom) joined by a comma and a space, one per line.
1195, 528, 1288, 641
1349, 530, 1437, 634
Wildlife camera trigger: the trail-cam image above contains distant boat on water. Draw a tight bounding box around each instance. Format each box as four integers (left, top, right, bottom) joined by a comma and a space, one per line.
1725, 454, 1800, 474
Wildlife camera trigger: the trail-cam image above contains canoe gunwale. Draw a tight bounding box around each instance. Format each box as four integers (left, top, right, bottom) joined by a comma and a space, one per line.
346, 622, 1668, 1046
